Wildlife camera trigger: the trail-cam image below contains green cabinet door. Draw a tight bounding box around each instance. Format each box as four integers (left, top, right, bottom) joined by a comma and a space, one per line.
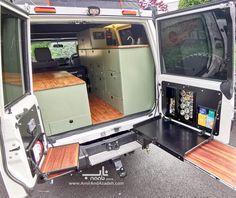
106, 71, 122, 98
119, 47, 155, 115
103, 49, 120, 72
105, 92, 124, 113
35, 84, 92, 136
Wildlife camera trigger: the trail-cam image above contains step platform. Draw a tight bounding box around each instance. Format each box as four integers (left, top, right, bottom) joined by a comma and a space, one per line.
40, 143, 79, 180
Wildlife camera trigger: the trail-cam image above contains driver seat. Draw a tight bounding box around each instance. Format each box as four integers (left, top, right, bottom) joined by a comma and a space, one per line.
32, 48, 58, 72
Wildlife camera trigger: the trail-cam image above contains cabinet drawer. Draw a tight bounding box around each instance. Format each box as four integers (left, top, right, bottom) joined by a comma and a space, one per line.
93, 64, 104, 73
106, 71, 122, 98
95, 74, 106, 89
49, 115, 91, 136
104, 49, 120, 72
105, 93, 123, 113
78, 50, 87, 65
93, 49, 104, 66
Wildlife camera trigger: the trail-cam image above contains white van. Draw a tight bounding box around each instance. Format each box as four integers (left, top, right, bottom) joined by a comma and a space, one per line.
0, 0, 235, 197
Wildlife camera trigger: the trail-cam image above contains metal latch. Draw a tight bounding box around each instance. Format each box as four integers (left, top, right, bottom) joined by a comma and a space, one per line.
106, 140, 120, 151
9, 146, 20, 152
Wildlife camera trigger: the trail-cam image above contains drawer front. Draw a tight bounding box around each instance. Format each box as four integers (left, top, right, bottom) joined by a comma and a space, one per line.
95, 74, 106, 89
78, 50, 87, 65
93, 49, 104, 66
105, 93, 123, 114
49, 116, 91, 136
86, 50, 93, 66
35, 84, 92, 136
93, 64, 104, 73
93, 74, 106, 99
104, 49, 120, 72
106, 71, 122, 98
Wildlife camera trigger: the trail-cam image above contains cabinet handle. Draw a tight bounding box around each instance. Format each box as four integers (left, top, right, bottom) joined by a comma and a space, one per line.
69, 120, 74, 124
108, 50, 110, 54
111, 73, 113, 76
111, 96, 113, 99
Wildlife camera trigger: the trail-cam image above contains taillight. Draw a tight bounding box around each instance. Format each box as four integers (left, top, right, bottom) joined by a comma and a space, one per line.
32, 140, 44, 164
122, 10, 137, 16
34, 6, 56, 14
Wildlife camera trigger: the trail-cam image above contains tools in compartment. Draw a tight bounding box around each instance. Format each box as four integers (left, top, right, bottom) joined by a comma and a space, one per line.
162, 81, 222, 135
179, 90, 194, 121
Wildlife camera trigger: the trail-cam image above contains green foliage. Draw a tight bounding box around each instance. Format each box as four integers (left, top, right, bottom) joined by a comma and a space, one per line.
31, 41, 77, 61
178, 0, 209, 9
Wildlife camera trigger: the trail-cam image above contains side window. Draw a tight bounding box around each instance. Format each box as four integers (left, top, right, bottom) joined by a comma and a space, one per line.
119, 25, 148, 45
1, 7, 28, 106
119, 28, 133, 45
159, 8, 232, 81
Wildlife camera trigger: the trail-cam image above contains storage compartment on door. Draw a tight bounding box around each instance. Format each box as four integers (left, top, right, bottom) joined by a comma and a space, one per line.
133, 117, 209, 160
161, 81, 222, 136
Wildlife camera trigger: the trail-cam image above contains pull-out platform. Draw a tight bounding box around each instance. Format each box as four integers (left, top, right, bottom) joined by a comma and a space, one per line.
40, 143, 79, 180
134, 117, 236, 190
186, 140, 236, 190
134, 117, 209, 160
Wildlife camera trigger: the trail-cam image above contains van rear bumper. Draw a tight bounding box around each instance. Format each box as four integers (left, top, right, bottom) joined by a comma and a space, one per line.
79, 131, 140, 168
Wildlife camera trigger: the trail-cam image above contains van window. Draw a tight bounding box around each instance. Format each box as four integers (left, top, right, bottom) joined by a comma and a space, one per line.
159, 8, 232, 80
31, 40, 77, 61
1, 7, 28, 106
119, 25, 148, 45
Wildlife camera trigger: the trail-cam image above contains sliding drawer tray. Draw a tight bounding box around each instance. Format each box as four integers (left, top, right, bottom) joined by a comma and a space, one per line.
185, 140, 236, 190
133, 117, 209, 160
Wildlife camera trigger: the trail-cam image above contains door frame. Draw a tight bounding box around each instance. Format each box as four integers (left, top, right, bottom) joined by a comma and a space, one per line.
0, 1, 43, 197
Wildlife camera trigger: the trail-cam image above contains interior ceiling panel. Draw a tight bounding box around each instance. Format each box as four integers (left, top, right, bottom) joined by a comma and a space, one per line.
31, 24, 98, 39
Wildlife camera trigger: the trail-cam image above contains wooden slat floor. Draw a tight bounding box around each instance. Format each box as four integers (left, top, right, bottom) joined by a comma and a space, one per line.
185, 140, 236, 189
89, 94, 123, 125
41, 143, 79, 174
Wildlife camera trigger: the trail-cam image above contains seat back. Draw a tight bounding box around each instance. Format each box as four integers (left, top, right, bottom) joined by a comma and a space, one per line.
33, 48, 58, 71
35, 48, 53, 62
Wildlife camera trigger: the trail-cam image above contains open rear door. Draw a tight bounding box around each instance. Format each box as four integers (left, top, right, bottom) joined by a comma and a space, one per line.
134, 0, 235, 189
0, 1, 44, 197
0, 2, 80, 197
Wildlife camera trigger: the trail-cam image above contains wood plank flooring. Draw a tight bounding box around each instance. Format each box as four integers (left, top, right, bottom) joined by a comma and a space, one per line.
41, 143, 79, 174
89, 94, 123, 124
185, 140, 236, 189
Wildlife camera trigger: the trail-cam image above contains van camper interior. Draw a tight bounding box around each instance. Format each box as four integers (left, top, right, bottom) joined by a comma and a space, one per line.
30, 23, 155, 136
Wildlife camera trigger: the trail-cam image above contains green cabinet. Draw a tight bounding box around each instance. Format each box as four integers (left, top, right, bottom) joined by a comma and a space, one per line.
83, 46, 155, 116
35, 84, 92, 136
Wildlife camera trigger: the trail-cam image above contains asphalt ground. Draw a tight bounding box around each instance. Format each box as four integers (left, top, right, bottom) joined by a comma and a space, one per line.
0, 117, 236, 198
